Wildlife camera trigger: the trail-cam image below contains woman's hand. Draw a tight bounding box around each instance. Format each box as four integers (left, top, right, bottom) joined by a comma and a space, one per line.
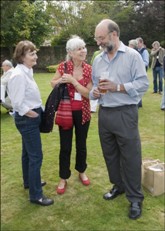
93, 87, 101, 98
61, 73, 74, 84
25, 110, 39, 118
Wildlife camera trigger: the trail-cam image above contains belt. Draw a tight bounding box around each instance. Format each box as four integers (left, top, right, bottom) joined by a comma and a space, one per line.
100, 105, 137, 111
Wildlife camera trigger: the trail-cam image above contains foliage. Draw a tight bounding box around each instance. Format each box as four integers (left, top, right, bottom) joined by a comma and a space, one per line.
0, 0, 164, 49
48, 0, 165, 48
46, 64, 59, 73
1, 70, 164, 231
0, 0, 51, 48
128, 0, 165, 47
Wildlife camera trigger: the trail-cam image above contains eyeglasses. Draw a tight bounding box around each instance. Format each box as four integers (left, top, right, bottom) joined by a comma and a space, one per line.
94, 32, 111, 42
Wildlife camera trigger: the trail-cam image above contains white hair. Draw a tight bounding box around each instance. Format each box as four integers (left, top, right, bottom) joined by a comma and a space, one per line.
66, 35, 86, 61
129, 39, 138, 48
2, 59, 13, 67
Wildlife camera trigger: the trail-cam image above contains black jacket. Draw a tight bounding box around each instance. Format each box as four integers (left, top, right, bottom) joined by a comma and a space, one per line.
40, 83, 66, 133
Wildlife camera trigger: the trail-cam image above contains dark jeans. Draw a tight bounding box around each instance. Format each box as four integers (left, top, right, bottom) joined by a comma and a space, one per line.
14, 108, 43, 200
99, 105, 144, 203
153, 66, 163, 92
58, 110, 90, 179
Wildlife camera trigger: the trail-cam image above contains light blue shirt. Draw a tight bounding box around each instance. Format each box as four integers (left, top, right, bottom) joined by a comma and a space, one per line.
138, 48, 149, 68
89, 42, 149, 107
8, 64, 42, 116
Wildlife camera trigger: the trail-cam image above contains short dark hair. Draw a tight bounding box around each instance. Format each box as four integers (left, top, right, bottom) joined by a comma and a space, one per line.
13, 40, 37, 64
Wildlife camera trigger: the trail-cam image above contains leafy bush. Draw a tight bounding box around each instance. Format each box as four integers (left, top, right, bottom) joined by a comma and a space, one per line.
46, 64, 59, 73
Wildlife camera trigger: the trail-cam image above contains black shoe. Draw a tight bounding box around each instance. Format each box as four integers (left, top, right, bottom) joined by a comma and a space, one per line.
24, 181, 46, 189
30, 195, 54, 206
129, 202, 142, 220
103, 186, 125, 200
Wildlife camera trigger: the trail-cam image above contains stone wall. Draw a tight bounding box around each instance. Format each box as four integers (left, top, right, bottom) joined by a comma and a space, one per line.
1, 45, 98, 72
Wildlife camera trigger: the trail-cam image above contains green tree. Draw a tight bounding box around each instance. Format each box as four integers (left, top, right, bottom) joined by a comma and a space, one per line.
1, 0, 51, 53
49, 0, 164, 48
1, 0, 164, 51
133, 0, 165, 47
48, 1, 114, 46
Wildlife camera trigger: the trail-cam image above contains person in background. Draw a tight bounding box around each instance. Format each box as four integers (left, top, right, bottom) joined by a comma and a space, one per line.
90, 19, 149, 220
128, 39, 138, 50
136, 37, 149, 71
160, 55, 165, 110
136, 37, 149, 108
51, 35, 92, 195
90, 46, 103, 113
150, 41, 165, 94
1, 60, 14, 112
8, 40, 54, 206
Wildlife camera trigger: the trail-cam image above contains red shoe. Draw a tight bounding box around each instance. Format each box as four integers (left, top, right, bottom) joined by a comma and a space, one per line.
79, 174, 90, 186
56, 181, 67, 194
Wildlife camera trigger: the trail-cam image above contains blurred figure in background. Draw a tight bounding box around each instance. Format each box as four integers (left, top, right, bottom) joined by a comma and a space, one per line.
1, 60, 14, 112
160, 55, 165, 110
90, 46, 103, 113
150, 41, 165, 94
128, 39, 138, 50
136, 37, 149, 71
136, 37, 149, 108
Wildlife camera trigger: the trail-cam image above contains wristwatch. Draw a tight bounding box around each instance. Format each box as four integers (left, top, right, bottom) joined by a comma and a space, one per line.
117, 84, 120, 92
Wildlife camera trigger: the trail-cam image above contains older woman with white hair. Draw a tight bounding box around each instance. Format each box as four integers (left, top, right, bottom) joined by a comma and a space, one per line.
51, 35, 92, 194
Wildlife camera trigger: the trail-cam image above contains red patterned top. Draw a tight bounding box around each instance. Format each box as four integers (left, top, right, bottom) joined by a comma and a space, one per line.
57, 60, 92, 124
70, 78, 83, 111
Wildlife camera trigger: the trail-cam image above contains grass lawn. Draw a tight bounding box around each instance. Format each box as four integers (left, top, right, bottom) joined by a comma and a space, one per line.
1, 69, 164, 231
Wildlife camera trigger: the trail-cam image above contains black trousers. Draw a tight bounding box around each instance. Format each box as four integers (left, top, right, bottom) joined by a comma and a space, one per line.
59, 110, 90, 179
99, 105, 144, 203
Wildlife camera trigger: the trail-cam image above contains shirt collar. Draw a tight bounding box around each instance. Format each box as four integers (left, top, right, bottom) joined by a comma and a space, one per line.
101, 41, 126, 58
18, 64, 33, 78
118, 41, 126, 52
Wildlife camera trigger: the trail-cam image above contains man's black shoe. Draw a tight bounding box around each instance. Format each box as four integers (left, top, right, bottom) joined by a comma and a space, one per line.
129, 202, 142, 220
24, 181, 46, 189
30, 195, 54, 206
103, 186, 125, 200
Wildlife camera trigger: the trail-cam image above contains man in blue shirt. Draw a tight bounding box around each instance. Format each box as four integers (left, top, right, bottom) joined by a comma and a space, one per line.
90, 19, 149, 220
136, 37, 149, 71
136, 37, 149, 108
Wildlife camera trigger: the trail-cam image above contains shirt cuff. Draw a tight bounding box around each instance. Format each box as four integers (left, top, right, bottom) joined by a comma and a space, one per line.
124, 83, 139, 97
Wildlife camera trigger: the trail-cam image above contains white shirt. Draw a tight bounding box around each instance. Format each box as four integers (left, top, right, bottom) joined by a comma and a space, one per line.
1, 67, 14, 86
8, 64, 42, 116
1, 67, 14, 102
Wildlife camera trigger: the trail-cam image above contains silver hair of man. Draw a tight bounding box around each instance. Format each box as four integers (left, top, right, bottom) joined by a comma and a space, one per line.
2, 59, 13, 67
129, 39, 138, 48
